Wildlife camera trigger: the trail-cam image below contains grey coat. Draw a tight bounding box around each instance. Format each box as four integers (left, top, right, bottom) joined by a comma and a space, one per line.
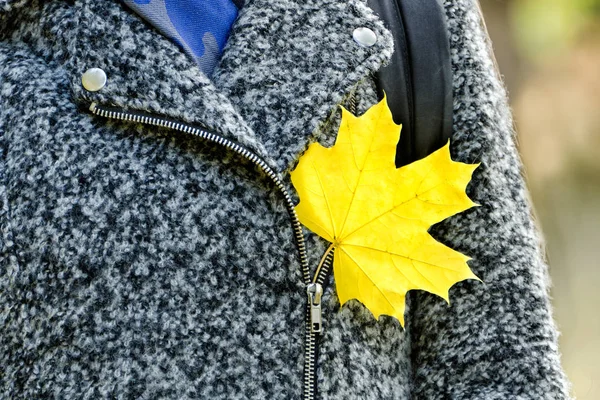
0, 0, 572, 399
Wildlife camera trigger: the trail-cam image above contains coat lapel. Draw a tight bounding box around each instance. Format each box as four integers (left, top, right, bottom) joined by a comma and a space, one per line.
65, 0, 394, 173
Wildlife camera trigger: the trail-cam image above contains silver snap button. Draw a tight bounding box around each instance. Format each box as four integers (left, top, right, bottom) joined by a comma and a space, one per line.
352, 27, 377, 47
81, 67, 107, 92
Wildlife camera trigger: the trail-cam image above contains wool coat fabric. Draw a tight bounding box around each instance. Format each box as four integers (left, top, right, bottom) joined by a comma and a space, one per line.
0, 0, 572, 399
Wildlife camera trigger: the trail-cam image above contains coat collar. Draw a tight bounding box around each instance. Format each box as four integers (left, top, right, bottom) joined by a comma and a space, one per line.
63, 0, 394, 173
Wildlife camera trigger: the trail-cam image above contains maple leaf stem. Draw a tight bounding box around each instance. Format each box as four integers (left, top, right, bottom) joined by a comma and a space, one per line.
313, 243, 336, 283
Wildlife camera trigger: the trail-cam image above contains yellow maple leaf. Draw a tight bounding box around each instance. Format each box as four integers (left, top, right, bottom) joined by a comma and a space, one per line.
290, 95, 481, 326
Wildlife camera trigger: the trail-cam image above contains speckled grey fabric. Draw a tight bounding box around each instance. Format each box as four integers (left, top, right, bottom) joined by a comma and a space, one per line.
0, 0, 571, 399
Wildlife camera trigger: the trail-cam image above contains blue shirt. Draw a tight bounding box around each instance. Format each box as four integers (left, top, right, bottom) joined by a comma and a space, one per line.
122, 0, 241, 77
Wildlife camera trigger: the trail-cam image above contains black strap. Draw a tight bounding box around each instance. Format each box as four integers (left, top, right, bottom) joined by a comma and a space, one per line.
367, 0, 453, 167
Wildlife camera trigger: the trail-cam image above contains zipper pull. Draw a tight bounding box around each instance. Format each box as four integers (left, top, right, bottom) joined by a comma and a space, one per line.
306, 283, 323, 333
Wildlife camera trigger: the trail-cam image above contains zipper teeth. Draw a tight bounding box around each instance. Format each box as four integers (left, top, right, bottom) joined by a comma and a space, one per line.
348, 90, 358, 116
315, 249, 334, 286
89, 102, 333, 400
303, 317, 318, 400
304, 249, 334, 400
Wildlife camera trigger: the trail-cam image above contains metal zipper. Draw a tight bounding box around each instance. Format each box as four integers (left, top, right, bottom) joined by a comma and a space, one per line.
88, 102, 335, 400
348, 89, 358, 115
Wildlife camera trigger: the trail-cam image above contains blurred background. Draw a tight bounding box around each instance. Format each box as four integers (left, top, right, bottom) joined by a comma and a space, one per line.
479, 0, 600, 398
